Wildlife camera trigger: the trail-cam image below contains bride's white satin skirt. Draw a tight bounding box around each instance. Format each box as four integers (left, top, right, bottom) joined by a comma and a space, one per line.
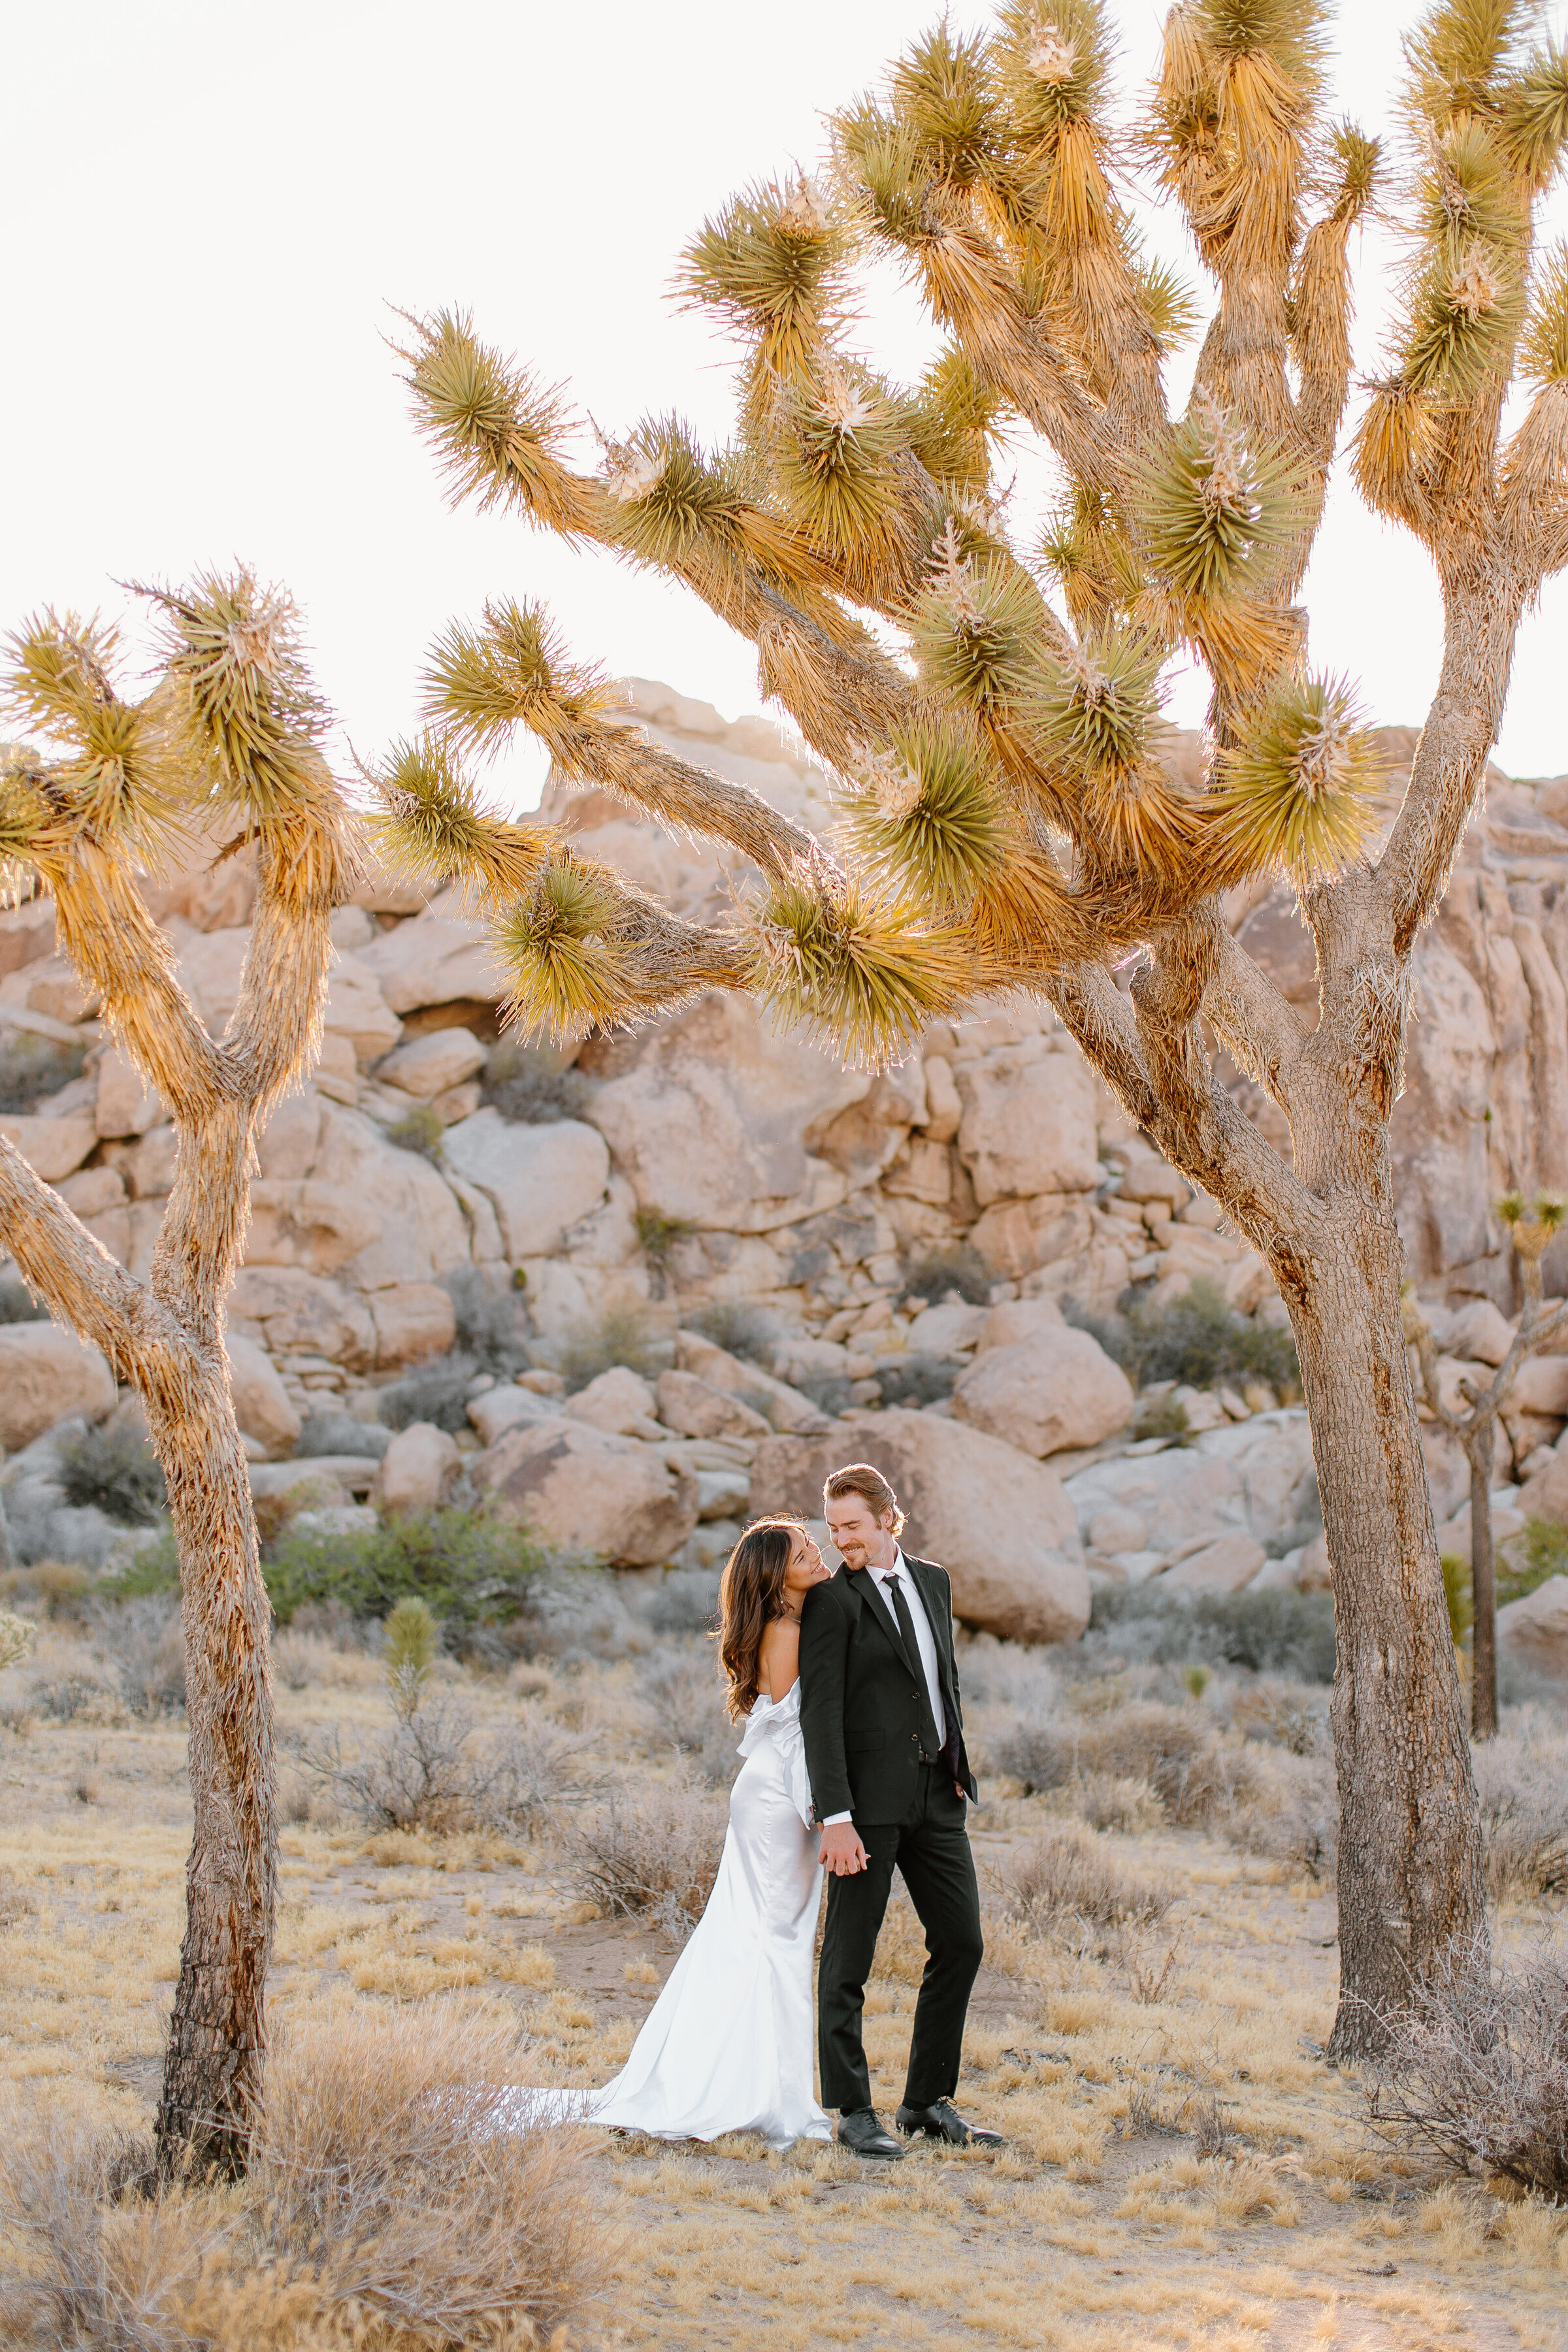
500, 1690, 831, 2150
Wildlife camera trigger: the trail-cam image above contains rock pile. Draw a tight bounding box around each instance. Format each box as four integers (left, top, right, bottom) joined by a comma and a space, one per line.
2, 680, 1568, 1664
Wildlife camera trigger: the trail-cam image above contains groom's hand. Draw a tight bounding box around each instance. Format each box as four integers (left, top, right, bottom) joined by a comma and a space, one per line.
819, 1821, 869, 1876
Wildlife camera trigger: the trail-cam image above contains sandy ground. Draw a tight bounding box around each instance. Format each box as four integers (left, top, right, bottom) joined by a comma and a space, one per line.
1, 1658, 1565, 2352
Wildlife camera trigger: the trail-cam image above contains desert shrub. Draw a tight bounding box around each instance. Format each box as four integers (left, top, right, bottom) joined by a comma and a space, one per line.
294, 1409, 390, 1460
877, 1355, 959, 1409
1228, 1678, 1327, 1756
384, 1594, 438, 1720
0, 1610, 34, 1672
1002, 1823, 1173, 1934
1370, 1937, 1568, 2202
901, 1243, 992, 1307
378, 1357, 481, 1435
566, 1778, 727, 1941
104, 1526, 180, 1597
446, 1264, 529, 1375
0, 1560, 94, 1624
515, 1567, 640, 1662
91, 1593, 185, 1716
0, 1030, 86, 1115
54, 1424, 166, 1527
265, 1507, 547, 1632
1442, 1551, 1474, 1646
482, 1038, 589, 1125
956, 1633, 1061, 1715
638, 1643, 737, 1785
29, 1668, 122, 1725
1070, 1771, 1167, 1835
635, 1207, 698, 1268
386, 1100, 447, 1162
1132, 1394, 1192, 1444
1114, 1278, 1299, 1394
990, 1717, 1070, 1794
1224, 1744, 1338, 1880
0, 2010, 606, 2349
1503, 1518, 1568, 1607
553, 1302, 669, 1392
1473, 1724, 1568, 1901
790, 1367, 855, 1417
1071, 1699, 1255, 1828
682, 1299, 775, 1361
0, 1275, 48, 1324
1089, 1583, 1337, 1682
630, 1566, 723, 1637
301, 1695, 480, 1833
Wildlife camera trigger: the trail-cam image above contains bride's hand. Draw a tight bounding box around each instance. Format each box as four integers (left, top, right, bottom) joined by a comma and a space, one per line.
819, 1821, 869, 1875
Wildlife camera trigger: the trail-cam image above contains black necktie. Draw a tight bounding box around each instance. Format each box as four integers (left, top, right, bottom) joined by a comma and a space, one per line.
884, 1573, 942, 1760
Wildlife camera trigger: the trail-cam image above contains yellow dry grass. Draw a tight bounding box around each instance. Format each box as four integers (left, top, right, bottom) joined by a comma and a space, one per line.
0, 1642, 1563, 2351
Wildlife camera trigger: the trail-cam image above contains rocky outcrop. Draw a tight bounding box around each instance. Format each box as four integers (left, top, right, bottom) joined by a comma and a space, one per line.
0, 1326, 116, 1452
3, 681, 1568, 1621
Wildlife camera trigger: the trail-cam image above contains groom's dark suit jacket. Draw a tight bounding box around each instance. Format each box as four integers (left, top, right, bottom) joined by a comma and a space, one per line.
799, 1555, 977, 1827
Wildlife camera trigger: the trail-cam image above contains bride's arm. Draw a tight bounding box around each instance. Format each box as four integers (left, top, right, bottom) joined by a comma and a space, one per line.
757, 1616, 800, 1703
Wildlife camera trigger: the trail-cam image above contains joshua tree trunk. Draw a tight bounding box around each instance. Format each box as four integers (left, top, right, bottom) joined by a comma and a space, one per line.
0, 576, 353, 2170
1288, 1250, 1483, 2053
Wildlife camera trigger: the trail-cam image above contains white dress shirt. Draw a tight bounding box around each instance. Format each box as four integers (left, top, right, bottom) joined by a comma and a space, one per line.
823, 1548, 950, 1827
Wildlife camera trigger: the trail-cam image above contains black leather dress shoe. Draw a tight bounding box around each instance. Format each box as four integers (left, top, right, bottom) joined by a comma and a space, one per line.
837, 2106, 905, 2160
896, 2099, 1004, 2147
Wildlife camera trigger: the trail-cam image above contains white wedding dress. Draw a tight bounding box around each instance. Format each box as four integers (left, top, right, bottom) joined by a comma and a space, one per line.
506, 1681, 830, 2149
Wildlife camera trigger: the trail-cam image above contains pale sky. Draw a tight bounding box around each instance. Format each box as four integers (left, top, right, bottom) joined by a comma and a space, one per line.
5, 0, 1567, 813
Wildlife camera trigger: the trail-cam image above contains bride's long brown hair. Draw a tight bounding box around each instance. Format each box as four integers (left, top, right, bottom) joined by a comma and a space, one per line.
715, 1517, 804, 1721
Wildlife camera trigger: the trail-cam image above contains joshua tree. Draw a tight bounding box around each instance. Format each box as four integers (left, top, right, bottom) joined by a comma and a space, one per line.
380, 1, 1568, 2057
0, 576, 354, 2168
1407, 1191, 1567, 1739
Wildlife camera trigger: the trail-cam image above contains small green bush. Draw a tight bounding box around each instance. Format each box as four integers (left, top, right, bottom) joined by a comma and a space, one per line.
56, 1425, 167, 1527
555, 1304, 668, 1392
384, 1594, 438, 1720
877, 1356, 959, 1409
1132, 1394, 1192, 1444
1122, 1278, 1299, 1394
901, 1244, 992, 1308
1442, 1552, 1474, 1646
635, 1208, 697, 1266
103, 1526, 180, 1597
682, 1300, 774, 1362
1502, 1519, 1568, 1608
386, 1103, 445, 1163
1089, 1582, 1336, 1682
378, 1361, 478, 1435
482, 1041, 588, 1125
264, 1508, 549, 1633
445, 1266, 529, 1375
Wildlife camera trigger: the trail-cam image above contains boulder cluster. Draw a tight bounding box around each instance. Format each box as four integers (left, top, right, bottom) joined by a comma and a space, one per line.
3, 681, 1568, 1668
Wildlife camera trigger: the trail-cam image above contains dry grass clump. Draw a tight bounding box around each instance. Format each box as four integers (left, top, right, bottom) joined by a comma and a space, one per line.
1071, 1701, 1255, 1829
0, 2006, 606, 2349
565, 1778, 727, 1941
1473, 1718, 1568, 1902
298, 1700, 598, 1840
1370, 1936, 1568, 2204
1001, 1823, 1173, 1936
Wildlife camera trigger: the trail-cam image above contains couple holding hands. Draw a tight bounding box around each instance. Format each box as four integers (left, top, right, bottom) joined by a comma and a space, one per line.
576, 1460, 999, 2159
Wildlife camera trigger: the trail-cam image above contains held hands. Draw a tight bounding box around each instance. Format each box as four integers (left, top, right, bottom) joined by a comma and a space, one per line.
819, 1821, 870, 1876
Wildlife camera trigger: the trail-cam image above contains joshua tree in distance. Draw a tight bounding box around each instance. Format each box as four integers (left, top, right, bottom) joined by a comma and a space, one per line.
1407, 1192, 1567, 1740
0, 576, 355, 2170
376, 0, 1568, 2057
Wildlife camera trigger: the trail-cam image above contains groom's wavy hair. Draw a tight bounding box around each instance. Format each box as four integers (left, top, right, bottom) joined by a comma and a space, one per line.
717, 1516, 804, 1721
823, 1463, 906, 1538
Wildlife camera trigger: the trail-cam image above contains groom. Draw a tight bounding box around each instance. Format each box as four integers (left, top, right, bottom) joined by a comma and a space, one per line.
798, 1460, 1000, 2161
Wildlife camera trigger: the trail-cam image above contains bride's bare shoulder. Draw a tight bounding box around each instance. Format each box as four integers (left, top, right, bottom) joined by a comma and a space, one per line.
757, 1613, 801, 1702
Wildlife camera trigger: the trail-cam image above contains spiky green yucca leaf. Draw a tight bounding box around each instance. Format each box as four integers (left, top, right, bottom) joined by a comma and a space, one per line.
1132, 257, 1201, 353
1521, 239, 1568, 378
838, 104, 932, 251
400, 309, 587, 532
493, 858, 629, 1034
1403, 238, 1526, 399
1324, 118, 1380, 221
911, 532, 1043, 715
601, 418, 754, 570
0, 612, 175, 851
1499, 39, 1568, 185
366, 734, 546, 901
1198, 0, 1330, 78
994, 0, 1116, 139
143, 570, 333, 831
906, 347, 1007, 491
749, 875, 965, 1066
890, 21, 1000, 189
1134, 397, 1309, 607
838, 721, 1009, 911
678, 177, 849, 386
1029, 629, 1167, 781
422, 597, 613, 762
772, 370, 910, 564
1215, 673, 1384, 880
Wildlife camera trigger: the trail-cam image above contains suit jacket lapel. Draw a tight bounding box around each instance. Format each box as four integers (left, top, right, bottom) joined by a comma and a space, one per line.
904, 1556, 958, 1717
845, 1565, 921, 1682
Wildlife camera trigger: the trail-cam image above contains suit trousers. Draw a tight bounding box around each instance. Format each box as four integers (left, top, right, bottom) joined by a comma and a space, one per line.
817, 1766, 984, 2114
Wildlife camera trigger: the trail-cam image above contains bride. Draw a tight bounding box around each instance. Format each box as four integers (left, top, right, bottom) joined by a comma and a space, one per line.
519, 1516, 834, 2148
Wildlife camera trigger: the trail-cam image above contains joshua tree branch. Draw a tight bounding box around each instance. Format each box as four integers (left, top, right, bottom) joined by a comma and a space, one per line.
0, 1136, 186, 1391
1046, 962, 1158, 1131
1199, 922, 1311, 1114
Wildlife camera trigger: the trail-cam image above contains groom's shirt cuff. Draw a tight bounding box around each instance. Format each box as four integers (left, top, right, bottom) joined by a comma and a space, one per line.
822, 1811, 853, 1826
